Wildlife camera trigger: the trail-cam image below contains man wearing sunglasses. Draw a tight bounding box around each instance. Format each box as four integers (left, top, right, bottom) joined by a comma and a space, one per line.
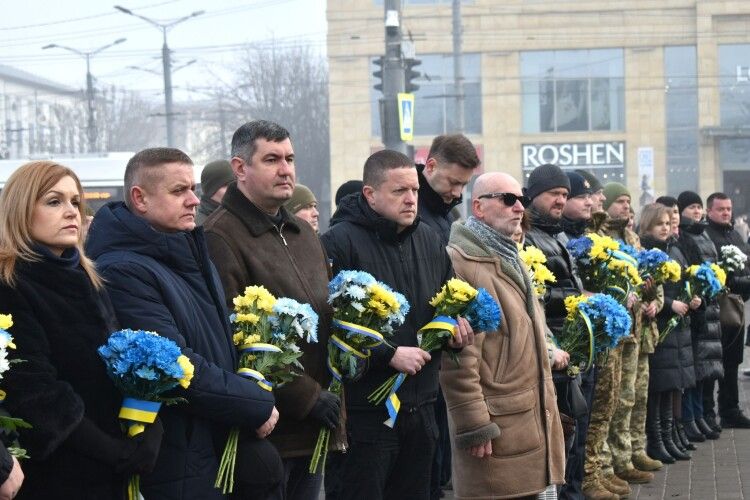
440, 172, 565, 499
522, 163, 595, 500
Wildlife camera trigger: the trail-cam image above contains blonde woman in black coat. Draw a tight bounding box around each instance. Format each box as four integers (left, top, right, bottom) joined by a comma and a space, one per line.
0, 161, 163, 499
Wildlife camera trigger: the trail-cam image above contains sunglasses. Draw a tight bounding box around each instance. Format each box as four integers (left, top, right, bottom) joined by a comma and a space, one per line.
477, 192, 531, 208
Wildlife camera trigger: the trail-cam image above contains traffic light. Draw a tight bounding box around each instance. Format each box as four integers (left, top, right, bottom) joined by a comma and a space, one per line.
404, 57, 421, 93
373, 56, 384, 92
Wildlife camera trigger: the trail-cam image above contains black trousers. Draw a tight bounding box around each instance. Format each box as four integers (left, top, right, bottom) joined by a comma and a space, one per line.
719, 359, 741, 415
340, 405, 438, 500
429, 389, 451, 500
559, 366, 597, 500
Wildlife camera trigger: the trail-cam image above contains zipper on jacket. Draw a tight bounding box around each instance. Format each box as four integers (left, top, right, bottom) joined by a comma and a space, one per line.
275, 222, 288, 246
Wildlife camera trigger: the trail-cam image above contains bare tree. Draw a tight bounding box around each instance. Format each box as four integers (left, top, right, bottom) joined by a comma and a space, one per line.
194, 43, 331, 227
101, 88, 163, 152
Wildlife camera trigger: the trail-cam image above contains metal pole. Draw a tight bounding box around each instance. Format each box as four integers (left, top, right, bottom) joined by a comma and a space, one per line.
85, 54, 97, 152
218, 94, 228, 158
162, 28, 175, 147
452, 0, 464, 133
381, 0, 407, 154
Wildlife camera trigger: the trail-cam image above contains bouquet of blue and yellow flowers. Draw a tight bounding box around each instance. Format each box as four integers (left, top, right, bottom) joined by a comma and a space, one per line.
519, 245, 557, 296
309, 270, 409, 473
637, 248, 681, 301
98, 329, 194, 500
217, 286, 318, 493
660, 262, 724, 341
0, 314, 31, 459
556, 294, 632, 376
367, 278, 501, 426
567, 233, 642, 300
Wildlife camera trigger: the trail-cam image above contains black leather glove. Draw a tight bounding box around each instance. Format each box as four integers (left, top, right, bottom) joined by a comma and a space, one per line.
116, 418, 164, 475
309, 390, 340, 430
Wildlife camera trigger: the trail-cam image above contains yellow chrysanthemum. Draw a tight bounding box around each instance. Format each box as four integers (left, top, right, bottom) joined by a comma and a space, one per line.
519, 246, 547, 267
236, 313, 261, 324
687, 265, 699, 277
564, 294, 587, 320
0, 314, 12, 331
533, 263, 556, 284
710, 264, 726, 287
238, 285, 277, 312
446, 278, 478, 301
607, 259, 642, 286
245, 334, 261, 344
589, 233, 619, 260
367, 283, 400, 317
232, 332, 245, 345
177, 355, 195, 389
662, 261, 682, 282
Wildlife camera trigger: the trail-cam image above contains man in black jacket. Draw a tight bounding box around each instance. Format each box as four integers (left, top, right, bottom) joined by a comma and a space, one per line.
704, 192, 750, 428
321, 149, 473, 500
87, 148, 279, 500
523, 164, 595, 500
417, 134, 480, 245
560, 171, 594, 243
417, 134, 479, 500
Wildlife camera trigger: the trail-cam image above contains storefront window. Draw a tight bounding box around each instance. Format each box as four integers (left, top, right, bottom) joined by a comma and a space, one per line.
719, 44, 750, 127
521, 48, 624, 133
370, 53, 482, 136
664, 46, 699, 195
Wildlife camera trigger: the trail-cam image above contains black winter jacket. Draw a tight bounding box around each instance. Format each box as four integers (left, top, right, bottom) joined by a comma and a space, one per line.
320, 194, 453, 412
86, 202, 275, 500
0, 247, 143, 499
416, 164, 462, 246
641, 236, 696, 392
678, 219, 724, 381
524, 207, 584, 336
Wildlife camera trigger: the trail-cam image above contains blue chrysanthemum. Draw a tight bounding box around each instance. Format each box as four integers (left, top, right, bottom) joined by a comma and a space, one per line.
567, 237, 593, 259
464, 288, 501, 333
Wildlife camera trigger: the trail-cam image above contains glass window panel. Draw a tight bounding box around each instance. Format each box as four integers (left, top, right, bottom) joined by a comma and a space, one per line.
464, 82, 482, 133
522, 80, 541, 133
719, 44, 750, 127
555, 79, 588, 131
590, 78, 611, 131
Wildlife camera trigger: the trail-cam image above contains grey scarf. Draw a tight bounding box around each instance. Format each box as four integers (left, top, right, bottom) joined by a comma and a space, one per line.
464, 216, 537, 316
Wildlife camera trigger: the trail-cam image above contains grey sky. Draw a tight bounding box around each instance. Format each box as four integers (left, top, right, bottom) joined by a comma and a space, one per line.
1, 0, 327, 100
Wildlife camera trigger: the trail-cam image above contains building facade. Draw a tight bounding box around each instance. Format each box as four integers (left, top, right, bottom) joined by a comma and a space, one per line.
327, 0, 750, 215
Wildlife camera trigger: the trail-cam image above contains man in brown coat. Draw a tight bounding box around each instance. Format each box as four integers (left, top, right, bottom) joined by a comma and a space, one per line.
204, 120, 341, 499
441, 172, 565, 499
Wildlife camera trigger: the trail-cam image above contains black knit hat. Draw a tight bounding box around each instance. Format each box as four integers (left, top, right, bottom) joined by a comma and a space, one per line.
335, 180, 364, 206
566, 171, 592, 198
524, 163, 570, 200
677, 191, 702, 214
575, 169, 603, 192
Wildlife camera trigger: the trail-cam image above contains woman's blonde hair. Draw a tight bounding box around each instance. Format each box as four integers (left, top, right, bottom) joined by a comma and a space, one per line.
638, 203, 672, 239
0, 161, 102, 288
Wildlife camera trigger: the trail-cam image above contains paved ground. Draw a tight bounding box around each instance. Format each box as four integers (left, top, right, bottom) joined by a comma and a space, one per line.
322, 345, 750, 499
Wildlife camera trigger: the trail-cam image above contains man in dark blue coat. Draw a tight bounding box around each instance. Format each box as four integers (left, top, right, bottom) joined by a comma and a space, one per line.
321, 149, 474, 500
86, 148, 279, 500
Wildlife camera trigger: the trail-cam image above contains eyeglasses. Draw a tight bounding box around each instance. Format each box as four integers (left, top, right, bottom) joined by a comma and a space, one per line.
477, 192, 531, 208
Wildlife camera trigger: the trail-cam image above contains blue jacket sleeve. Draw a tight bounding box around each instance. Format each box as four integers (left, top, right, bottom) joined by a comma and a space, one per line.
99, 262, 274, 430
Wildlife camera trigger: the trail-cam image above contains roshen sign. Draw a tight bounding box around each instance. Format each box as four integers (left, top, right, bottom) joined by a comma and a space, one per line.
522, 142, 625, 170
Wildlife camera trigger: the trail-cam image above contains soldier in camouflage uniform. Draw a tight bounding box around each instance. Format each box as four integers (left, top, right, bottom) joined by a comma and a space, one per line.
583, 183, 649, 499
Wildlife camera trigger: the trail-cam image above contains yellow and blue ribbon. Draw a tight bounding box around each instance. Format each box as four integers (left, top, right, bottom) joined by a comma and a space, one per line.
119, 398, 162, 437
383, 373, 406, 428
237, 367, 274, 391
578, 309, 596, 371
418, 315, 459, 335
240, 342, 282, 354
332, 319, 385, 346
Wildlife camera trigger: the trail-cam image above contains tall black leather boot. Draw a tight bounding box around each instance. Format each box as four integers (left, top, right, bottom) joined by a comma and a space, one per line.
661, 394, 690, 460
675, 420, 697, 451
646, 391, 675, 464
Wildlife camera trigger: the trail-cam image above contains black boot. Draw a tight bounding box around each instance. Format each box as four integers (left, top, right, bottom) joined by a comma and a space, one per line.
646, 392, 675, 464
696, 417, 720, 440
682, 420, 706, 442
661, 396, 690, 460
720, 409, 750, 429
704, 412, 722, 433
675, 420, 697, 450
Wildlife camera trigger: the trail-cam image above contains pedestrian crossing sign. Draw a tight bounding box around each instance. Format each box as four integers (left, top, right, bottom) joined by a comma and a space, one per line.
398, 93, 414, 141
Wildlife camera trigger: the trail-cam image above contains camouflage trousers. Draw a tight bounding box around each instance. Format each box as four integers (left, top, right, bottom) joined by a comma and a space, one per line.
583, 344, 623, 487
630, 352, 650, 456
607, 339, 641, 473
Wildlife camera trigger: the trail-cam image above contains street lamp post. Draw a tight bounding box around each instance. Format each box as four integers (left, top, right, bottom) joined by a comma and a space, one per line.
43, 38, 126, 152
114, 5, 204, 147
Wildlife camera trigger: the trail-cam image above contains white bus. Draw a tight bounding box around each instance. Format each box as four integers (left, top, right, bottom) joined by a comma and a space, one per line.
0, 153, 203, 212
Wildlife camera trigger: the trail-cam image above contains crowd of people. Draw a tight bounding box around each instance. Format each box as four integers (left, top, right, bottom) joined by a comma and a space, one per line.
0, 119, 748, 500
